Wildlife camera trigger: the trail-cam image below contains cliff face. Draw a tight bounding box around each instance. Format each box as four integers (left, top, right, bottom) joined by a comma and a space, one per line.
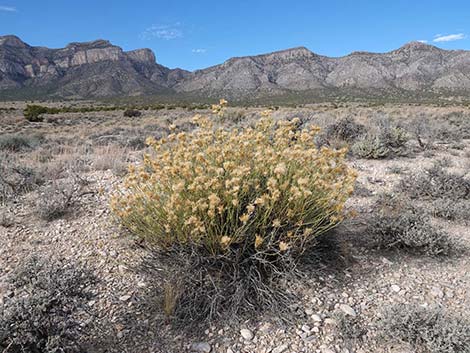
2, 35, 470, 99
0, 35, 187, 97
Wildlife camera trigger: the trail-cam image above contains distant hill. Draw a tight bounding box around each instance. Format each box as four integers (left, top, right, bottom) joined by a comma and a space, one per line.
2, 35, 470, 101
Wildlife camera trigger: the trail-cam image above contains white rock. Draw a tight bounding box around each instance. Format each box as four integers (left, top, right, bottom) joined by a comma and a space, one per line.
191, 342, 211, 353
272, 344, 289, 353
119, 294, 131, 301
391, 285, 401, 293
240, 328, 254, 340
339, 304, 356, 317
311, 314, 322, 322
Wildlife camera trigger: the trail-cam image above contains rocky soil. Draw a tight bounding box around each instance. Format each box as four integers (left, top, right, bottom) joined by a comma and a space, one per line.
1, 103, 469, 352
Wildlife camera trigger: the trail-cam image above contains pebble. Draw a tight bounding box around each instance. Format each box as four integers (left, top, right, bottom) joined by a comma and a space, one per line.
312, 314, 322, 322
323, 349, 335, 353
339, 304, 356, 317
272, 344, 289, 353
391, 285, 401, 293
240, 328, 254, 341
431, 286, 444, 298
119, 294, 132, 301
191, 342, 211, 353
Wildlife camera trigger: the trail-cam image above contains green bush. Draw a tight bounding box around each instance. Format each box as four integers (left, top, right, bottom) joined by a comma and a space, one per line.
24, 104, 52, 122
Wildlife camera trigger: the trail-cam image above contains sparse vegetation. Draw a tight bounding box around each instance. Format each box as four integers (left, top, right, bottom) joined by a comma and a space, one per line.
324, 117, 366, 143
377, 304, 470, 353
369, 194, 454, 256
0, 133, 43, 152
399, 163, 470, 200
351, 118, 409, 159
0, 256, 96, 353
36, 175, 90, 221
123, 109, 142, 117
0, 153, 43, 202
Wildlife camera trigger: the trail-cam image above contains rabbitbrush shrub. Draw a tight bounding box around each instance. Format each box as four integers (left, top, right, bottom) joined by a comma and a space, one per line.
112, 108, 356, 323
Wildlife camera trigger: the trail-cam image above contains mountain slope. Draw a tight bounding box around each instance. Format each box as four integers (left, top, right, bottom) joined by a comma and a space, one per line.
2, 35, 470, 100
0, 35, 188, 98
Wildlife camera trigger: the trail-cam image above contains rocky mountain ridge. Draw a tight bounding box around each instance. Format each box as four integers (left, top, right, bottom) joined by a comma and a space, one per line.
1, 35, 470, 100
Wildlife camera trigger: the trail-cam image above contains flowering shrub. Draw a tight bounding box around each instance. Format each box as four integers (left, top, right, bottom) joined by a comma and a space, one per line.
111, 106, 356, 322
112, 110, 356, 256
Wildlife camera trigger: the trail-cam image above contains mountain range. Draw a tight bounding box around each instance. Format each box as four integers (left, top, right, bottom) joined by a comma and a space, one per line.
2, 35, 470, 101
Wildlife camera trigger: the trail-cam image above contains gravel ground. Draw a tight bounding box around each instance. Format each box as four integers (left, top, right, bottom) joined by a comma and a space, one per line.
1, 104, 469, 353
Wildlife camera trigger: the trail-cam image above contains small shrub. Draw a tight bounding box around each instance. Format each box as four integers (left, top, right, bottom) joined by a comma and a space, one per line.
0, 256, 96, 353
407, 115, 436, 150
369, 194, 453, 256
36, 176, 88, 221
0, 209, 14, 228
377, 304, 470, 353
123, 109, 142, 118
23, 104, 48, 122
331, 311, 367, 341
0, 134, 42, 152
432, 198, 470, 223
399, 164, 470, 200
324, 117, 366, 143
0, 154, 43, 201
112, 111, 356, 323
351, 135, 389, 159
351, 118, 409, 159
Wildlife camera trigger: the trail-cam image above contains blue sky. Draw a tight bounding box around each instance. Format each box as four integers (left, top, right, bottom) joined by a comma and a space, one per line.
1, 0, 470, 70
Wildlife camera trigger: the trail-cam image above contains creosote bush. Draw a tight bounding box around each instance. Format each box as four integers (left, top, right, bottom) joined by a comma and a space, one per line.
112, 106, 356, 323
0, 256, 96, 353
377, 304, 470, 353
369, 194, 454, 256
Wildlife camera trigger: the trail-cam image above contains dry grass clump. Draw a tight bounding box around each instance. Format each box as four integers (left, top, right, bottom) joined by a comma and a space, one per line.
112, 107, 356, 323
0, 256, 96, 353
0, 133, 43, 152
368, 194, 454, 256
0, 153, 43, 202
377, 304, 470, 353
399, 163, 470, 200
36, 175, 90, 222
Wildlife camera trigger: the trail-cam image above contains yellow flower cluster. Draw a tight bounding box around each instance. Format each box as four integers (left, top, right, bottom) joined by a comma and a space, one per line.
111, 111, 356, 255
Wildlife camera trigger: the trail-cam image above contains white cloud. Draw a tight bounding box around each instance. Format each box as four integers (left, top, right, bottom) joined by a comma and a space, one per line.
140, 23, 183, 40
417, 40, 428, 43
0, 5, 17, 12
433, 33, 466, 42
192, 48, 206, 53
